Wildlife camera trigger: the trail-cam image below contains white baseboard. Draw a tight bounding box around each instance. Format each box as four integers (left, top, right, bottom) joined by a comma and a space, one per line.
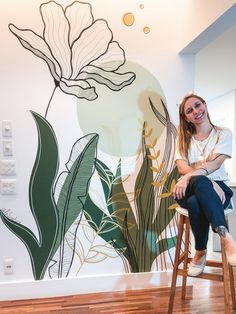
0, 271, 179, 301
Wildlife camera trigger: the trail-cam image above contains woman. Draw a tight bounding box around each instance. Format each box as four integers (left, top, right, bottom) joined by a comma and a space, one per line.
173, 92, 236, 276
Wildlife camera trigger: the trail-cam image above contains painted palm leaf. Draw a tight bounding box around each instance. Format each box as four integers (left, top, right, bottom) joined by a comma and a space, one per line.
110, 159, 139, 270
95, 158, 115, 214
84, 194, 128, 255
83, 160, 128, 256
49, 134, 98, 278
133, 130, 157, 271
82, 97, 180, 273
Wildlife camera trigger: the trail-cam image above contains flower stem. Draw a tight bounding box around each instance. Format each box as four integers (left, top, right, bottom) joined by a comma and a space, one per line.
45, 85, 58, 119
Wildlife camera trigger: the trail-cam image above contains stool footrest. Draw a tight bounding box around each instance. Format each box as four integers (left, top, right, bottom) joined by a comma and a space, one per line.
178, 258, 222, 268
206, 260, 222, 268
178, 269, 223, 281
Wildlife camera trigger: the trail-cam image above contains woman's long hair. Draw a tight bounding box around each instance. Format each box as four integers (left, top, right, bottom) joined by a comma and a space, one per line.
178, 94, 214, 159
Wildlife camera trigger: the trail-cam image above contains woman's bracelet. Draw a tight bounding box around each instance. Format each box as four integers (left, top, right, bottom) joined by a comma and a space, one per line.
198, 167, 209, 175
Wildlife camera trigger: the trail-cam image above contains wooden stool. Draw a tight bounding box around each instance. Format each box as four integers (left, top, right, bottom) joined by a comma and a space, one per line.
168, 206, 236, 314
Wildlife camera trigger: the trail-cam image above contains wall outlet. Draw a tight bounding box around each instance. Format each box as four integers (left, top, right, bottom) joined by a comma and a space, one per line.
0, 160, 16, 176
2, 120, 12, 137
3, 258, 14, 275
2, 140, 13, 156
0, 179, 16, 194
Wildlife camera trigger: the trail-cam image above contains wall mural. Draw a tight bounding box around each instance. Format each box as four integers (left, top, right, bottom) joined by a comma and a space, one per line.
0, 1, 179, 280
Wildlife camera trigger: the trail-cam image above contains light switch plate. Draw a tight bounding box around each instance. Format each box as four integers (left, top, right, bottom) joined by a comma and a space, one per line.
2, 120, 12, 137
0, 179, 16, 194
3, 258, 14, 275
0, 159, 16, 175
2, 140, 13, 156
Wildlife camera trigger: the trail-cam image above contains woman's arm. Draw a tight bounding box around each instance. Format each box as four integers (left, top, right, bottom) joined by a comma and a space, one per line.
197, 153, 228, 174
173, 127, 232, 201
175, 159, 193, 175
176, 153, 228, 176
173, 154, 229, 200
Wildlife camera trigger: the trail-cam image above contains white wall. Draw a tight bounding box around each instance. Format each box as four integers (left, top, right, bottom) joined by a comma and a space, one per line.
195, 23, 236, 100
195, 22, 236, 183
177, 0, 236, 52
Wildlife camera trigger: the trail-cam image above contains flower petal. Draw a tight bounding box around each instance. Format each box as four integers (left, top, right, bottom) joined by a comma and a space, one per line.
40, 2, 72, 78
59, 79, 97, 100
78, 65, 136, 91
90, 42, 125, 71
71, 20, 112, 78
63, 79, 91, 89
65, 1, 94, 46
9, 24, 61, 81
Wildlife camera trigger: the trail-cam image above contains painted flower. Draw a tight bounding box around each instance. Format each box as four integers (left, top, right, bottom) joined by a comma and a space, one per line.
9, 1, 135, 101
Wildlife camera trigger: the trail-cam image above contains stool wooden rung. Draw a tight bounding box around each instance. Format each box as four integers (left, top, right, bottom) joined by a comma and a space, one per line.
168, 206, 236, 314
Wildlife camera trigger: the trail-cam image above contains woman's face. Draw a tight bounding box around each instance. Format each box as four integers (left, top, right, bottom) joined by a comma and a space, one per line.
183, 96, 207, 125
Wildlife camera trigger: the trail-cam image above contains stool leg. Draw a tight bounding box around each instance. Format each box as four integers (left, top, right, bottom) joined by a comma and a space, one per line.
221, 237, 231, 314
181, 217, 190, 300
229, 264, 236, 309
225, 215, 236, 309
168, 214, 184, 314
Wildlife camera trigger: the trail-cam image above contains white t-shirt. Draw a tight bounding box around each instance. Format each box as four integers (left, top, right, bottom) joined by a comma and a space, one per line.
175, 127, 232, 181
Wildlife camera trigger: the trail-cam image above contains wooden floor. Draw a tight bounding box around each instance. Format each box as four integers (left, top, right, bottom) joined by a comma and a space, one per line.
0, 279, 236, 314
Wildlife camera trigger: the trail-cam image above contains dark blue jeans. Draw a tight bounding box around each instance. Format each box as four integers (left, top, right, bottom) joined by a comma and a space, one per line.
176, 175, 233, 250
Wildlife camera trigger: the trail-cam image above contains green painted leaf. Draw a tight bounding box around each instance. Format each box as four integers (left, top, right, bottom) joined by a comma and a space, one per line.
95, 159, 114, 214
134, 145, 154, 224
157, 236, 177, 255
0, 111, 59, 280
29, 111, 59, 252
53, 134, 98, 253
0, 214, 39, 253
111, 159, 137, 246
50, 134, 98, 277
84, 194, 127, 251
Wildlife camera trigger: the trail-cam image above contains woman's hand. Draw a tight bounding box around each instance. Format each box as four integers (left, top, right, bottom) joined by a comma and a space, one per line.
172, 175, 190, 200
212, 181, 225, 203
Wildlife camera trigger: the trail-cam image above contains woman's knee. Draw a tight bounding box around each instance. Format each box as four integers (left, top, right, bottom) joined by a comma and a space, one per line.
189, 175, 212, 187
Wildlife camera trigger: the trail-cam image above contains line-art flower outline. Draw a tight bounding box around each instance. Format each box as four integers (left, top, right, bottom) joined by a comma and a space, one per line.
9, 1, 136, 116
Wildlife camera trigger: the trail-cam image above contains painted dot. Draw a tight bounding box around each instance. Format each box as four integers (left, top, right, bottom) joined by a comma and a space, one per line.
143, 26, 150, 34
139, 4, 144, 9
123, 12, 135, 27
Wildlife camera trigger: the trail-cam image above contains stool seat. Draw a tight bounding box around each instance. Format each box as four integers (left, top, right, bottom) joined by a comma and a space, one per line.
176, 199, 234, 217
168, 205, 236, 314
